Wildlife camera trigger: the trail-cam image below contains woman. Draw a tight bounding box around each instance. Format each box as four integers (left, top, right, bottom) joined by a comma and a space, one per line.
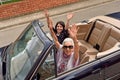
44, 10, 74, 44
47, 16, 80, 73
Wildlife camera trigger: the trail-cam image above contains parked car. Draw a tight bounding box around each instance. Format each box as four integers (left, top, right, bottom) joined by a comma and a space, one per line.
0, 12, 120, 80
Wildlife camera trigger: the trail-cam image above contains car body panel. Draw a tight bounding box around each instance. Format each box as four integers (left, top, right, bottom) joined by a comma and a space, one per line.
100, 50, 120, 80
54, 50, 120, 80
53, 60, 101, 80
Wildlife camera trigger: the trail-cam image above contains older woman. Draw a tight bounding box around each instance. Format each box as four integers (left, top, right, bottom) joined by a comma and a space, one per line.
46, 13, 80, 73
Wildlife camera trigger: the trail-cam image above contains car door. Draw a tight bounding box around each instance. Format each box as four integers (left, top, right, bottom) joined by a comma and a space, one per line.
99, 50, 120, 80
53, 59, 104, 80
0, 46, 9, 66
0, 46, 9, 80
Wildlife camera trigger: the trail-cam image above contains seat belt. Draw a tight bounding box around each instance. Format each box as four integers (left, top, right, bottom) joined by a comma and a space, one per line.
86, 20, 97, 42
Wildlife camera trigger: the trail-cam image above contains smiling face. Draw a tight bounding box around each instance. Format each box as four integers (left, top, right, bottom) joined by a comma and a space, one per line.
56, 24, 64, 34
55, 21, 65, 34
62, 38, 74, 56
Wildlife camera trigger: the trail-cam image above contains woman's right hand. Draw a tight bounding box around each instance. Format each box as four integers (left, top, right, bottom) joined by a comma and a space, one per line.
44, 9, 49, 18
44, 10, 53, 29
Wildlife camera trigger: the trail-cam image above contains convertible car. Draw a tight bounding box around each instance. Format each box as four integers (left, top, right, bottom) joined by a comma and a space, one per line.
0, 12, 120, 80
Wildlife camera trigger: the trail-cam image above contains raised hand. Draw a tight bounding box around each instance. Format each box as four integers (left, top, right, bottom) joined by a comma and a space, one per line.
44, 9, 49, 19
67, 13, 74, 21
68, 24, 79, 39
44, 10, 53, 29
65, 12, 74, 30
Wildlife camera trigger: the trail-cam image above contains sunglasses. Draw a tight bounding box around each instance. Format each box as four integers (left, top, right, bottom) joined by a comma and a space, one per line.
63, 45, 73, 49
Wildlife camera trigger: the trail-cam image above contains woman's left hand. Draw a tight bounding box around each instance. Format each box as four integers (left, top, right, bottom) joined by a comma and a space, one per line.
67, 13, 74, 21
68, 24, 79, 39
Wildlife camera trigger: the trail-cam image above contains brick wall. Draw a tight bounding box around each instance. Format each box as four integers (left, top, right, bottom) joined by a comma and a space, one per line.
0, 0, 79, 20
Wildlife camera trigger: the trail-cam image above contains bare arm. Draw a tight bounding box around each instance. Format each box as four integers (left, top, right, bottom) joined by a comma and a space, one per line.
68, 24, 79, 61
49, 21, 60, 49
44, 10, 60, 49
65, 13, 74, 30
44, 10, 50, 27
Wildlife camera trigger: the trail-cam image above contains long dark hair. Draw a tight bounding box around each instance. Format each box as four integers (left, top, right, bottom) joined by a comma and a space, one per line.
54, 21, 65, 34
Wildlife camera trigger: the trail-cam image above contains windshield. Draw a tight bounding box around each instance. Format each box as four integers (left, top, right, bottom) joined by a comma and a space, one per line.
9, 25, 44, 80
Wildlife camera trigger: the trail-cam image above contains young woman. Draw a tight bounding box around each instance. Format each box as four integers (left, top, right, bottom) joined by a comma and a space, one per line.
44, 10, 74, 44
46, 16, 80, 73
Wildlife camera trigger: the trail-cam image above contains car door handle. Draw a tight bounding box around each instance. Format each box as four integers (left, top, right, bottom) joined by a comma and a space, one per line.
92, 68, 101, 74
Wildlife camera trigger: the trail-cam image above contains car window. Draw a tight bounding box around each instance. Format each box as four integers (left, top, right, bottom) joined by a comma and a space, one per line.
9, 25, 44, 80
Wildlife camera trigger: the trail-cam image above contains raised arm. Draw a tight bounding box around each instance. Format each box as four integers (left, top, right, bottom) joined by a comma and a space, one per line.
68, 24, 79, 61
44, 10, 50, 27
65, 13, 74, 30
44, 10, 60, 49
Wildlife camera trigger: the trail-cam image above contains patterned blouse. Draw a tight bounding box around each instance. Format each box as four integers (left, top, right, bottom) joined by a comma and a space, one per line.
56, 45, 79, 73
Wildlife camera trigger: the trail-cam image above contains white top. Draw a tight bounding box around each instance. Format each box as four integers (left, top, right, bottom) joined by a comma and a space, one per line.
57, 45, 79, 73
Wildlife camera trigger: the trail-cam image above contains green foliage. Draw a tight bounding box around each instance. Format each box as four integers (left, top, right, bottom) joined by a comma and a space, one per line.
0, 0, 22, 5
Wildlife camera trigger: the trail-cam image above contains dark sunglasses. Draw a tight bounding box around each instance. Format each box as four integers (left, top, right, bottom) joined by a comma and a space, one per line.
63, 45, 73, 49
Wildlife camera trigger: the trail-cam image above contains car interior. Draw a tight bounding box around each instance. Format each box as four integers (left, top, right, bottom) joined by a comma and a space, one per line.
76, 19, 120, 64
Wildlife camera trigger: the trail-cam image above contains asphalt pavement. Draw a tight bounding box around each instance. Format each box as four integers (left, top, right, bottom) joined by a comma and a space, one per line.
0, 0, 115, 29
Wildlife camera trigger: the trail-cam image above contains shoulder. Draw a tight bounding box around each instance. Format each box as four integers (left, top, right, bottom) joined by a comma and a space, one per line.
57, 45, 63, 55
58, 45, 63, 51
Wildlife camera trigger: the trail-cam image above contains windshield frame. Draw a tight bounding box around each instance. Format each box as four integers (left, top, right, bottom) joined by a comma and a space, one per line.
6, 20, 54, 80
25, 20, 54, 80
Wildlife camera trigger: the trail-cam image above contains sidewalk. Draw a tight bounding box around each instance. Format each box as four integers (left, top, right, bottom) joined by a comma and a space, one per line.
0, 0, 113, 29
